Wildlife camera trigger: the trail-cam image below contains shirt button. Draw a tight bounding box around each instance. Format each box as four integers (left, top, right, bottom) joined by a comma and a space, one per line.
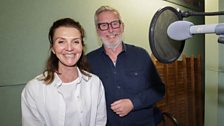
117, 86, 121, 89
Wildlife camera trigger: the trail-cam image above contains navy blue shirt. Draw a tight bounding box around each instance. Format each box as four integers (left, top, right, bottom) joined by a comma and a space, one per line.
87, 43, 165, 126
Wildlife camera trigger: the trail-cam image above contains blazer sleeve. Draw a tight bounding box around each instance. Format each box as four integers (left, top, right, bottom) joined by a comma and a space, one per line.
21, 82, 44, 126
95, 80, 107, 126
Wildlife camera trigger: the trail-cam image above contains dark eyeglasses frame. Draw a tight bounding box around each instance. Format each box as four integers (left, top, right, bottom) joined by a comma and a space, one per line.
97, 20, 122, 31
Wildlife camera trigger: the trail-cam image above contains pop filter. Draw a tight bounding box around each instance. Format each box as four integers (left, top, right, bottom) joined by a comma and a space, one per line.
149, 7, 224, 64
149, 6, 185, 64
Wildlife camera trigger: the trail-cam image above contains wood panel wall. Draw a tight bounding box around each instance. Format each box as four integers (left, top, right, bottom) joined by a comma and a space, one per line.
152, 55, 204, 126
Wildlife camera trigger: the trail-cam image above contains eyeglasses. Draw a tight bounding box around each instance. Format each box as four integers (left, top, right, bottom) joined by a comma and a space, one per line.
97, 20, 121, 31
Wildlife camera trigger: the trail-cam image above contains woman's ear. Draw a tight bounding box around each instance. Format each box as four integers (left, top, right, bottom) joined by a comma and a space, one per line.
51, 47, 55, 54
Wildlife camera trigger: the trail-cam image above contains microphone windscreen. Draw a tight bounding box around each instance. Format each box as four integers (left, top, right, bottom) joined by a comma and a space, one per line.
167, 21, 194, 41
149, 6, 185, 63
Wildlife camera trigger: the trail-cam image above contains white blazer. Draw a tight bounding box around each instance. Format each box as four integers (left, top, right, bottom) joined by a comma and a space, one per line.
21, 68, 107, 126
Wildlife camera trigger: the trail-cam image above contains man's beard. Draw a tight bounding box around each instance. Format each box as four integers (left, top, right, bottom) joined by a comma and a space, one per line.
101, 34, 122, 49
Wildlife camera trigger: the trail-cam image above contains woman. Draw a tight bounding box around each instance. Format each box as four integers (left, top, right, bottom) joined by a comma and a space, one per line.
21, 18, 107, 126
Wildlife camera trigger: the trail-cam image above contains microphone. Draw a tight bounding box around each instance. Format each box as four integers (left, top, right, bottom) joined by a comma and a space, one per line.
167, 21, 224, 41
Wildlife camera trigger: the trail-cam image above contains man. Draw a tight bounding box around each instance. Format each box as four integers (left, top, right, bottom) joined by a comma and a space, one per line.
87, 5, 165, 126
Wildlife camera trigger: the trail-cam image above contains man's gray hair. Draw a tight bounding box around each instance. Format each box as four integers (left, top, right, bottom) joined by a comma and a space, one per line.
94, 5, 122, 26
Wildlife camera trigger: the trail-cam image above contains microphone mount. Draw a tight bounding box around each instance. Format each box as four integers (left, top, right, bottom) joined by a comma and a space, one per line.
218, 35, 224, 44
178, 10, 224, 44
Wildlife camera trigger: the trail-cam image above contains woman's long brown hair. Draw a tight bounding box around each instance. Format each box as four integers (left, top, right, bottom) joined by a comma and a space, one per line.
42, 18, 90, 84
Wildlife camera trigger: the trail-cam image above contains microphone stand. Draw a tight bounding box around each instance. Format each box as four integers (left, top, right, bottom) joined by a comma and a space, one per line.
180, 11, 224, 17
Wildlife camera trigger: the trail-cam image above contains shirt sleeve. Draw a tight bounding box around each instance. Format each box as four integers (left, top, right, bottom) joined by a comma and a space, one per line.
130, 51, 165, 110
21, 82, 44, 126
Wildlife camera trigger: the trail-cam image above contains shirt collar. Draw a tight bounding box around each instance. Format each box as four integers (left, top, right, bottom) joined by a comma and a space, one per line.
52, 67, 90, 87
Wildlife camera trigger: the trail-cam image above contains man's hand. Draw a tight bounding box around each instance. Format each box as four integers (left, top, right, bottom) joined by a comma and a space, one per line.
111, 99, 134, 117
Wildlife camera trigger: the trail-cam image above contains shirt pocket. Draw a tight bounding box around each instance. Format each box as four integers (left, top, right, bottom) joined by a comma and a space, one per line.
123, 69, 147, 93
